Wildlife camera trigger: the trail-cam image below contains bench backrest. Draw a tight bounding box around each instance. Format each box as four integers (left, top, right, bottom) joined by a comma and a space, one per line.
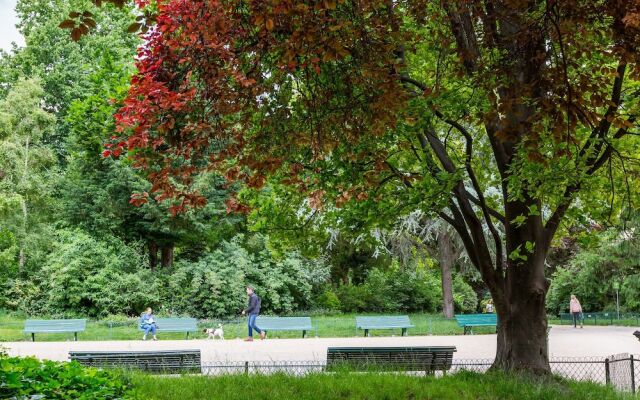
326, 346, 456, 371
140, 318, 198, 332
256, 316, 312, 330
356, 315, 413, 329
69, 350, 201, 373
24, 319, 86, 333
454, 314, 497, 326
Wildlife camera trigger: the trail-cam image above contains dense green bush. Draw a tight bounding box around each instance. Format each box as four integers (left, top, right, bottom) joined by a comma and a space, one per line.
11, 229, 159, 318
0, 356, 132, 399
2, 226, 482, 318
4, 230, 329, 318
334, 267, 441, 313
165, 235, 327, 318
453, 275, 478, 313
335, 284, 369, 312
316, 287, 342, 311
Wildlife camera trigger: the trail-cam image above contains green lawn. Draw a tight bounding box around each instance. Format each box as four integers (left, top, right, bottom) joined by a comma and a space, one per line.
0, 313, 498, 341
3, 312, 637, 342
129, 371, 630, 400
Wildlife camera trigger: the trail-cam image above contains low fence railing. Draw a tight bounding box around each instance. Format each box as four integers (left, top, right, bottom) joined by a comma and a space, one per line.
556, 312, 640, 326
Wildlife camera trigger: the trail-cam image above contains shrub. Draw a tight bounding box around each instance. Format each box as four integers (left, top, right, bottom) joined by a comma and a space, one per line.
0, 356, 132, 399
165, 235, 329, 318
335, 267, 441, 313
316, 288, 342, 311
336, 284, 369, 312
34, 229, 157, 318
453, 275, 478, 313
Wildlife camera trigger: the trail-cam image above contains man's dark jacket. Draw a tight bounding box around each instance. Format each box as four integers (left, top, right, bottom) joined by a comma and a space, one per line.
246, 293, 261, 315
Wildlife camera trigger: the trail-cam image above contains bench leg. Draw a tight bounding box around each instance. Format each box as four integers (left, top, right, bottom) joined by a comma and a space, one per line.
463, 326, 469, 335
402, 328, 407, 337
364, 329, 369, 337
302, 330, 306, 338
31, 333, 35, 342
186, 332, 190, 340
74, 332, 78, 341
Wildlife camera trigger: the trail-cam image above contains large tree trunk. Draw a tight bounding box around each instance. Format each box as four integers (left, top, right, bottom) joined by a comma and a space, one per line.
489, 196, 551, 373
492, 256, 549, 374
437, 230, 456, 319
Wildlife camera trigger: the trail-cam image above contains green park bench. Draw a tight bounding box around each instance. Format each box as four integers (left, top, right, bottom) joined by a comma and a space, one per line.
69, 350, 201, 373
355, 315, 414, 337
326, 346, 457, 373
138, 317, 198, 339
256, 316, 314, 338
24, 319, 86, 341
455, 314, 497, 335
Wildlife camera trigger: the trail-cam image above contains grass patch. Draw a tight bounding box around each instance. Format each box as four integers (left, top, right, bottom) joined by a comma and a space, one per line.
0, 313, 497, 341
129, 370, 629, 400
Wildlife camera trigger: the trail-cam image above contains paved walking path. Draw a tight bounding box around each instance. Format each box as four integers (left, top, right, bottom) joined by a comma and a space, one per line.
4, 325, 638, 362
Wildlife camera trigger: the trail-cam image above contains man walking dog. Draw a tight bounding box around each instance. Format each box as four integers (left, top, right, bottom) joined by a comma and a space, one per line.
242, 285, 265, 341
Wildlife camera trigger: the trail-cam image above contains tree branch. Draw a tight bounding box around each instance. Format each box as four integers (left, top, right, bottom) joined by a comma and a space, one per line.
424, 126, 500, 283
546, 62, 631, 246
443, 1, 481, 73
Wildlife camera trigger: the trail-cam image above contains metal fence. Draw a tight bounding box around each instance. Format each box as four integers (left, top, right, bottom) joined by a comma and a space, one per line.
557, 312, 640, 326
191, 355, 640, 393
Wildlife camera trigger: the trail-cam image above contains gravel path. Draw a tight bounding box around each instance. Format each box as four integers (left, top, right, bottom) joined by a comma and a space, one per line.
4, 324, 638, 362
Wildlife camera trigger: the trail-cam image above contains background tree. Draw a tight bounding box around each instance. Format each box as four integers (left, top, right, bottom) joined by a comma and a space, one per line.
0, 78, 56, 272
383, 215, 469, 319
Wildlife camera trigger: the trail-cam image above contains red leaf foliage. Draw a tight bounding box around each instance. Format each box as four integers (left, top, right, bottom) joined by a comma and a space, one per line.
114, 0, 407, 212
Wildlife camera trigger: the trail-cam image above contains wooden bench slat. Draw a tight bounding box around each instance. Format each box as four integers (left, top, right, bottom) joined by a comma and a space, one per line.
355, 316, 414, 337
255, 316, 313, 338
326, 346, 456, 373
454, 314, 498, 335
24, 319, 87, 341
69, 350, 202, 374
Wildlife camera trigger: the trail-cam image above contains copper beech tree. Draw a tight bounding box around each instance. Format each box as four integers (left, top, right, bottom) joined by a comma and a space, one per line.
76, 0, 640, 373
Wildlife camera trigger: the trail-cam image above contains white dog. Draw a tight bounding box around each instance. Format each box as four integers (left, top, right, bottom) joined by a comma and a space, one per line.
204, 324, 224, 340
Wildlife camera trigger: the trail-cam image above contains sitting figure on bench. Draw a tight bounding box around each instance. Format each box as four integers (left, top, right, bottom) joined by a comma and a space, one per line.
140, 307, 158, 341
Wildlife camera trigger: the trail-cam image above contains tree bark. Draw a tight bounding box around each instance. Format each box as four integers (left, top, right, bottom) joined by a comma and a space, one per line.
492, 257, 549, 374
488, 195, 550, 373
160, 245, 174, 269
19, 136, 29, 273
437, 230, 456, 319
149, 242, 158, 271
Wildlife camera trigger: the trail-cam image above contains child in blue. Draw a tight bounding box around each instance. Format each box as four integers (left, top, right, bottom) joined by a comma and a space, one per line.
140, 307, 157, 340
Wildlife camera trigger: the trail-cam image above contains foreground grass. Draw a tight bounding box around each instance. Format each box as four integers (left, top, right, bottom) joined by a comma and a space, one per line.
0, 313, 497, 341
129, 371, 629, 400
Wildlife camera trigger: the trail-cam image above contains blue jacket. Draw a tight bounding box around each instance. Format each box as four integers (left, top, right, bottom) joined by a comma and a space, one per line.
246, 293, 261, 315
140, 312, 155, 328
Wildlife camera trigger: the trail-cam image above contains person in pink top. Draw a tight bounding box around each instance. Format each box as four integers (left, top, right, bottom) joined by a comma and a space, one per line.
570, 295, 583, 328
